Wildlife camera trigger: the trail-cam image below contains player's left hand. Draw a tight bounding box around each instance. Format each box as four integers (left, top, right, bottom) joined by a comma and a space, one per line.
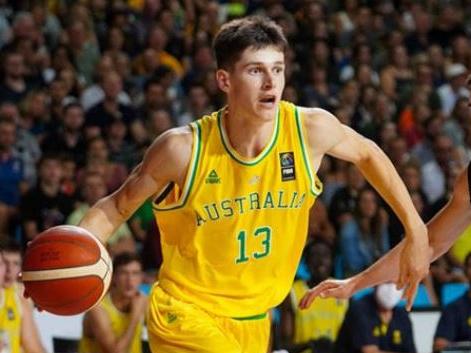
397, 224, 429, 311
298, 278, 356, 310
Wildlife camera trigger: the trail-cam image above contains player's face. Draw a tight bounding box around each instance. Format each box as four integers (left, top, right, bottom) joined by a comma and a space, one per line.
3, 251, 21, 288
217, 46, 285, 121
113, 261, 143, 298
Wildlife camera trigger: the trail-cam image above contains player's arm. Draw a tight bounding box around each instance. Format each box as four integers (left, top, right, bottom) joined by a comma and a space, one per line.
79, 127, 193, 243
301, 108, 428, 308
20, 296, 46, 353
299, 166, 471, 309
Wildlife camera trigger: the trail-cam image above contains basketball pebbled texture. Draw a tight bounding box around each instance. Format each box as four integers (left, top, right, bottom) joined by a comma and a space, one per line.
22, 225, 112, 316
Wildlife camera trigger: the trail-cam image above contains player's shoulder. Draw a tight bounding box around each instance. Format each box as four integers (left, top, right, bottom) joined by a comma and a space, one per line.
146, 125, 194, 160
295, 106, 340, 133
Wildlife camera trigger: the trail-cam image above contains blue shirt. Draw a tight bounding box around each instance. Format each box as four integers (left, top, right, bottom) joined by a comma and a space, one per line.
335, 294, 416, 353
435, 292, 471, 342
0, 153, 24, 206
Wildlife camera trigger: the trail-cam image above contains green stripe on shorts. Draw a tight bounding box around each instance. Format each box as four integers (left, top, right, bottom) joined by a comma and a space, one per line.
232, 313, 267, 321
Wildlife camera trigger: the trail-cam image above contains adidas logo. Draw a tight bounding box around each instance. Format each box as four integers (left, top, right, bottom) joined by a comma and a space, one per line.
205, 169, 221, 184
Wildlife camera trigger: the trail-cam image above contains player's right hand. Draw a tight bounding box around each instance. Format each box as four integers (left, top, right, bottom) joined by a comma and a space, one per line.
298, 278, 356, 310
131, 293, 148, 317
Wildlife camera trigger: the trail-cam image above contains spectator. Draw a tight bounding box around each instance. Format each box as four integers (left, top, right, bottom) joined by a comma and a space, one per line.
0, 51, 33, 104
80, 55, 131, 112
328, 163, 366, 230
421, 134, 453, 204
79, 252, 146, 353
67, 172, 135, 258
19, 154, 75, 246
41, 102, 87, 166
336, 283, 416, 353
177, 83, 213, 126
437, 63, 469, 117
0, 118, 27, 235
78, 136, 128, 193
340, 187, 389, 276
66, 20, 100, 85
3, 239, 22, 290
434, 252, 471, 352
280, 240, 348, 353
85, 71, 141, 142
0, 248, 46, 353
0, 102, 40, 188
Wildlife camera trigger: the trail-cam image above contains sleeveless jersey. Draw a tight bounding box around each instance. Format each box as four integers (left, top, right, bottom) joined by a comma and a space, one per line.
0, 286, 22, 353
290, 280, 348, 344
153, 101, 322, 317
79, 294, 143, 353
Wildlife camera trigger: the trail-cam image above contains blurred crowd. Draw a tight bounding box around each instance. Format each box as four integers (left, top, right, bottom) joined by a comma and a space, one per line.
1, 0, 471, 351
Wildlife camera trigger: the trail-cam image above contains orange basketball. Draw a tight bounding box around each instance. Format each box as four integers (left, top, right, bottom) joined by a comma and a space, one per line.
21, 225, 112, 316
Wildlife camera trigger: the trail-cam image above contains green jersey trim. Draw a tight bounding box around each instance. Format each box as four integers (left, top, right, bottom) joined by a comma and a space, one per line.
217, 108, 280, 166
294, 107, 322, 196
153, 122, 202, 211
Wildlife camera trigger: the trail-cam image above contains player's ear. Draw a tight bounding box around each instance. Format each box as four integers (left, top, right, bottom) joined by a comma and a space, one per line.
216, 69, 230, 93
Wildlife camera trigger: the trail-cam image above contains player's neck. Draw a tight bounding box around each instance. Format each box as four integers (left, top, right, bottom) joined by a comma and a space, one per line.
223, 107, 277, 158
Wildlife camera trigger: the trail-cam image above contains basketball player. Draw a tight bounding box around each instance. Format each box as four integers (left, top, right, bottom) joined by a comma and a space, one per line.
299, 161, 471, 310
75, 16, 428, 352
79, 252, 146, 353
0, 249, 45, 353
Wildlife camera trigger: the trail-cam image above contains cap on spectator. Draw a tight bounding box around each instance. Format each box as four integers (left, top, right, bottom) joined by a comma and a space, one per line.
446, 63, 467, 79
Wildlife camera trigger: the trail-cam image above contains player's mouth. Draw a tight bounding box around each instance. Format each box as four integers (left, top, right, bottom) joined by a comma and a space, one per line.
258, 95, 277, 108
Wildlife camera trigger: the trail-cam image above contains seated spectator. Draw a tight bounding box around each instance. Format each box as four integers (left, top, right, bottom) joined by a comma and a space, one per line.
340, 187, 390, 276
307, 199, 335, 245
0, 247, 46, 353
0, 118, 27, 235
0, 102, 41, 186
78, 136, 128, 193
19, 154, 75, 246
335, 283, 416, 353
0, 51, 34, 104
41, 102, 87, 166
434, 252, 471, 352
328, 163, 366, 230
67, 171, 135, 257
280, 240, 348, 353
85, 71, 143, 143
79, 252, 146, 353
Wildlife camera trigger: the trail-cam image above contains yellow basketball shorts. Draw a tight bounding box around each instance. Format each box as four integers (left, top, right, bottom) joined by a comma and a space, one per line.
147, 285, 271, 353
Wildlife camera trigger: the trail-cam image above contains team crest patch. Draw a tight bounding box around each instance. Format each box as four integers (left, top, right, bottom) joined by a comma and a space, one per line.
279, 152, 295, 181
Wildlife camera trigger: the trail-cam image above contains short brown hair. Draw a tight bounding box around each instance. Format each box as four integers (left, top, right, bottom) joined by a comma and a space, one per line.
213, 16, 287, 70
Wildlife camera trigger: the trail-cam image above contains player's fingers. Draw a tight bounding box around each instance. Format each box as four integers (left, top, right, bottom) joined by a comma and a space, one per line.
405, 281, 419, 312
396, 266, 407, 290
299, 282, 337, 309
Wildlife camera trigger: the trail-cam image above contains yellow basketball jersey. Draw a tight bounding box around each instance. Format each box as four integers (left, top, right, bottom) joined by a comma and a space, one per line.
0, 286, 22, 353
153, 101, 322, 318
79, 294, 143, 353
290, 280, 348, 344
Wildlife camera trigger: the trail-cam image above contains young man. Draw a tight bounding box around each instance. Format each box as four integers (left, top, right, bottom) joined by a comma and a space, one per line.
300, 161, 471, 310
280, 240, 348, 352
74, 16, 428, 352
0, 248, 45, 353
79, 252, 146, 353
